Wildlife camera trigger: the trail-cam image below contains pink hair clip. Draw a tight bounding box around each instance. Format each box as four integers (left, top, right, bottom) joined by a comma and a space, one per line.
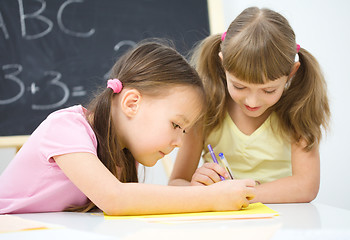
107, 78, 123, 93
296, 44, 301, 53
221, 31, 227, 41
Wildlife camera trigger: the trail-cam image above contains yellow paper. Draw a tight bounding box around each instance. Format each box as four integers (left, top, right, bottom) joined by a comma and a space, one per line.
104, 202, 278, 221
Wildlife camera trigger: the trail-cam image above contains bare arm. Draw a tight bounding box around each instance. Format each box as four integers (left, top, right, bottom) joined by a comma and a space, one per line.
177, 135, 320, 203
54, 152, 255, 216
251, 140, 320, 203
168, 124, 204, 186
169, 124, 231, 186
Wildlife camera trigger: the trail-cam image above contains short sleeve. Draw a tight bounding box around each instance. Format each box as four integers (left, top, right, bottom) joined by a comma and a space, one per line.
37, 108, 98, 163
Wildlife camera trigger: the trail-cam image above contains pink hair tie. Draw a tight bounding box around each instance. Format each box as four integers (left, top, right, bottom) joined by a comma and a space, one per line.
221, 31, 227, 41
296, 44, 301, 53
107, 78, 123, 93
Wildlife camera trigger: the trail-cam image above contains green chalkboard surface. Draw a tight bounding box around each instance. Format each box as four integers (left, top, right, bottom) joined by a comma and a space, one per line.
0, 0, 209, 136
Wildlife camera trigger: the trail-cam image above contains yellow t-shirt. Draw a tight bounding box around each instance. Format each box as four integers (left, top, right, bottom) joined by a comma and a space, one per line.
203, 112, 291, 183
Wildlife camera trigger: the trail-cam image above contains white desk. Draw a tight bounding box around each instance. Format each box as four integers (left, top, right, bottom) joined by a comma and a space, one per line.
3, 203, 350, 240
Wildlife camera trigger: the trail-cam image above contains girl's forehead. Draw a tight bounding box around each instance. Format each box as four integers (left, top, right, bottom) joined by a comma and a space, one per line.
227, 71, 287, 86
171, 89, 203, 124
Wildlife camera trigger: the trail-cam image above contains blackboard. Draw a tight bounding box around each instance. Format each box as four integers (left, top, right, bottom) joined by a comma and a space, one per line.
0, 0, 210, 136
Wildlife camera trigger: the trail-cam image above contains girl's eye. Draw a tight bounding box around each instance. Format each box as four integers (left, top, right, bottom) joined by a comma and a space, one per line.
172, 122, 181, 129
172, 123, 186, 134
233, 85, 245, 90
264, 89, 276, 94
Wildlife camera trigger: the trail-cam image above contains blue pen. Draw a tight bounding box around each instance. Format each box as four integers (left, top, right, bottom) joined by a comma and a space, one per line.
207, 144, 225, 181
218, 153, 234, 180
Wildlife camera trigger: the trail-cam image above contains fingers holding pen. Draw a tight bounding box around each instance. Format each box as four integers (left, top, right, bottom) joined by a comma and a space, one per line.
242, 178, 257, 201
209, 179, 257, 211
190, 162, 229, 186
244, 178, 257, 188
241, 198, 250, 208
231, 179, 256, 209
239, 180, 257, 209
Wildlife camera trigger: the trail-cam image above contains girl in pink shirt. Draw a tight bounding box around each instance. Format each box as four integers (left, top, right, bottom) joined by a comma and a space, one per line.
0, 40, 255, 214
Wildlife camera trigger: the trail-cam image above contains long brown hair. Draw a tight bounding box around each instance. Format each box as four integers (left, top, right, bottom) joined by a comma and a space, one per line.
68, 40, 204, 212
191, 7, 330, 150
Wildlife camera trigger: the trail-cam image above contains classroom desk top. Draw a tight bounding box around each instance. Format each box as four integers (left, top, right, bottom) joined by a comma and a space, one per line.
3, 203, 350, 240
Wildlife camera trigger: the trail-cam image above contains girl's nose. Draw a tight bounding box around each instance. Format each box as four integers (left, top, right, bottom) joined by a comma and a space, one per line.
172, 132, 183, 148
245, 94, 259, 107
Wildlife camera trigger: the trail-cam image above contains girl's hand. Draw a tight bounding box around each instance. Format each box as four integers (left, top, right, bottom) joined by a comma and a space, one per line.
209, 179, 256, 210
190, 162, 230, 186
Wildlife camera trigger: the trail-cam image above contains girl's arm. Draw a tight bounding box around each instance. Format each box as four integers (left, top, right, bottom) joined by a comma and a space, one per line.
251, 140, 320, 203
168, 127, 202, 186
179, 135, 320, 203
54, 152, 255, 215
168, 125, 229, 186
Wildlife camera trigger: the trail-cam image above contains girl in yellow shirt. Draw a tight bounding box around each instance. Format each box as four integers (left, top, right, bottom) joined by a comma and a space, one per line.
169, 7, 330, 203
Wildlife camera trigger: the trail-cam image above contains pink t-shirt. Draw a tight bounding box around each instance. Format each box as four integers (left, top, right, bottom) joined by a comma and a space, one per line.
0, 105, 98, 214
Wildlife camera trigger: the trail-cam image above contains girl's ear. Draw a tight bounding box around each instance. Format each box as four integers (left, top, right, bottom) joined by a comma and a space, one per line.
288, 61, 301, 80
120, 89, 142, 118
218, 52, 223, 62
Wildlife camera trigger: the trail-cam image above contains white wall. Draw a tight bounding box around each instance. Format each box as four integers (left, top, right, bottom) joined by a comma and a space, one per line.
221, 0, 350, 210
1, 0, 349, 210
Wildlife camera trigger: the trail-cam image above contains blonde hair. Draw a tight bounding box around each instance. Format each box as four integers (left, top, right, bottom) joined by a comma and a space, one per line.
191, 7, 330, 150
67, 40, 205, 212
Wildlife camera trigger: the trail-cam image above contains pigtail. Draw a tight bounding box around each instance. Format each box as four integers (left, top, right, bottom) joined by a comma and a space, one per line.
190, 34, 227, 138
65, 89, 138, 213
91, 90, 138, 183
275, 48, 330, 150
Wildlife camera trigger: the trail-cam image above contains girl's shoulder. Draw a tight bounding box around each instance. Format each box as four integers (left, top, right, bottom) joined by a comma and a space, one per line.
43, 105, 91, 129
47, 105, 87, 119
44, 105, 93, 137
37, 105, 97, 156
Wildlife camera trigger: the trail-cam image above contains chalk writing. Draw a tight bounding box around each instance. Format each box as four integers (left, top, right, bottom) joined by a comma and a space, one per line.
0, 39, 135, 110
57, 0, 95, 38
0, 11, 9, 39
19, 0, 53, 40
0, 0, 95, 40
0, 64, 25, 105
